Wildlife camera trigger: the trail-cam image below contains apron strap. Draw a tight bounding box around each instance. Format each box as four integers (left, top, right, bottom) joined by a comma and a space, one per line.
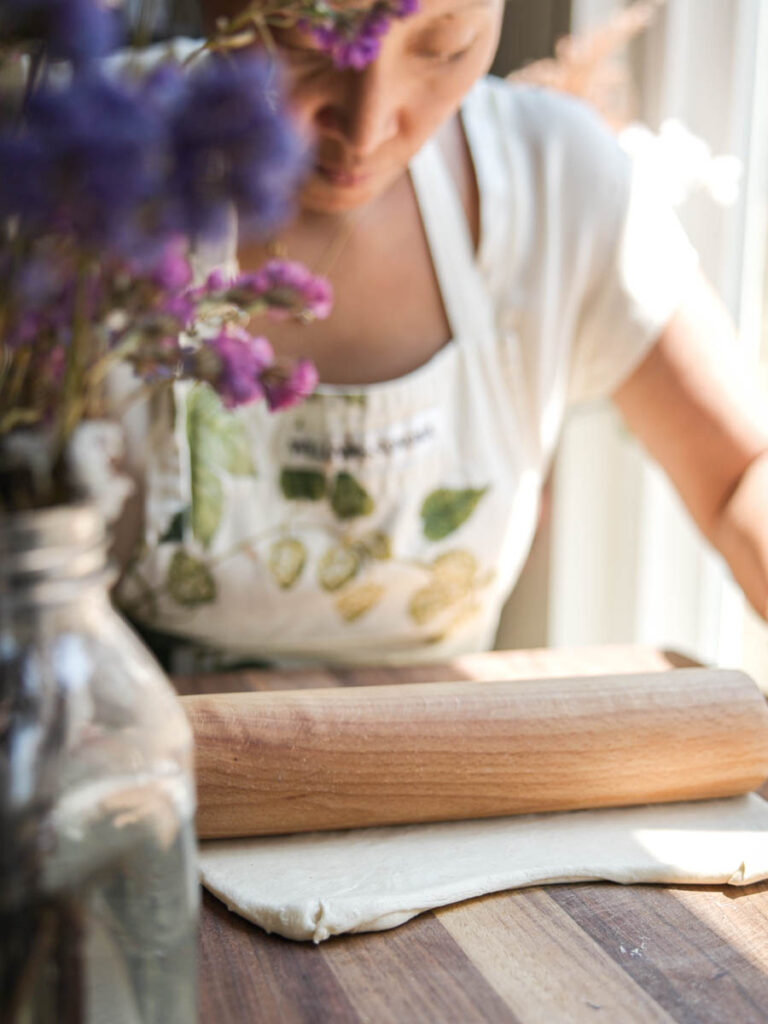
409, 135, 495, 341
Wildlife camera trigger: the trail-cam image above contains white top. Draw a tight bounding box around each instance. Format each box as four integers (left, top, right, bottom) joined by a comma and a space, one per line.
118, 75, 699, 666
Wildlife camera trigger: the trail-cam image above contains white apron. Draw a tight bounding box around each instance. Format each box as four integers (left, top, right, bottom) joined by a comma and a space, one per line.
118, 131, 546, 666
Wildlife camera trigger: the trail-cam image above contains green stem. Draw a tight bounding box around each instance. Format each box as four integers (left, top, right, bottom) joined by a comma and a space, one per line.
1, 347, 33, 424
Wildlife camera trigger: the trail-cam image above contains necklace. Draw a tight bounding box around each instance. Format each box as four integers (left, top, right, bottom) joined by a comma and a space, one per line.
265, 199, 373, 279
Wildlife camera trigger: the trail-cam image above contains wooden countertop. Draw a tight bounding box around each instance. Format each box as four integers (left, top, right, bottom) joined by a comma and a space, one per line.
175, 646, 768, 1024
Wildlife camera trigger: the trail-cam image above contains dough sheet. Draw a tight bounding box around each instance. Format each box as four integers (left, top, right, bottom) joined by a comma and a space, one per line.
199, 794, 768, 943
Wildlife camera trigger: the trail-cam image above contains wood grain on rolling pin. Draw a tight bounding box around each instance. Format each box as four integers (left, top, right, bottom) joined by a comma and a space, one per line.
182, 668, 768, 838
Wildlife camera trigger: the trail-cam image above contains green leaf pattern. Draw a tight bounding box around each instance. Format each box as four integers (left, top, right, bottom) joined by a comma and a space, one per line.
187, 385, 256, 548
166, 550, 216, 607
159, 507, 188, 544
329, 472, 374, 519
151, 459, 491, 632
408, 549, 493, 634
280, 468, 326, 501
317, 544, 360, 591
336, 583, 385, 622
268, 538, 307, 589
420, 487, 487, 541
279, 466, 374, 521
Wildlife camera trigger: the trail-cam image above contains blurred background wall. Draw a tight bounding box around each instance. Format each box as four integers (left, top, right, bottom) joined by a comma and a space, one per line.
493, 0, 768, 697
490, 0, 571, 76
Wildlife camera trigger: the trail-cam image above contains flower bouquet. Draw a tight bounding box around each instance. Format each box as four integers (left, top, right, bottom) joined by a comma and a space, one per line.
0, 0, 423, 514
0, 2, 332, 514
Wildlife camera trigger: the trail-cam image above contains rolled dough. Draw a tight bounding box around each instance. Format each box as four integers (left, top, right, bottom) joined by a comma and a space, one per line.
199, 794, 768, 943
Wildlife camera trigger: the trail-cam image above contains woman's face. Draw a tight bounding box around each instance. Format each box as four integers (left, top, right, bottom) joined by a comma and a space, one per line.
271, 0, 504, 213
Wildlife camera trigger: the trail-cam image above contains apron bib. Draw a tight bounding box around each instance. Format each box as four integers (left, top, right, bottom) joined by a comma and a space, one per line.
119, 135, 542, 666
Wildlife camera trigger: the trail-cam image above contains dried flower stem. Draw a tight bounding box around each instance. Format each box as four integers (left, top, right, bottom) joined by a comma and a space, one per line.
57, 256, 92, 456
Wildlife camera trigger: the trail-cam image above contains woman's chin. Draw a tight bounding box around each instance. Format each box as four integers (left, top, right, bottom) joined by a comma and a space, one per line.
299, 169, 395, 214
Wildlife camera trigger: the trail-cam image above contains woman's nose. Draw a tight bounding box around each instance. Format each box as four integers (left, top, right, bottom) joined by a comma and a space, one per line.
320, 64, 400, 157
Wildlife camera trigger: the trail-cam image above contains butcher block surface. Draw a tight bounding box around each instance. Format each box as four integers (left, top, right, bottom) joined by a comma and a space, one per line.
176, 646, 768, 1024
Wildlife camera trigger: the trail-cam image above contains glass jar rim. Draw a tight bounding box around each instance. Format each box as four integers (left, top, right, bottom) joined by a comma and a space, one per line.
0, 501, 110, 603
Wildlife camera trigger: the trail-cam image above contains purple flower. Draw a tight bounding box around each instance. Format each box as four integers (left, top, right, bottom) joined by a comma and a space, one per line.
203, 268, 232, 292
308, 0, 420, 69
311, 11, 390, 70
46, 346, 66, 383
150, 237, 193, 293
232, 260, 333, 320
139, 63, 187, 115
5, 71, 165, 250
5, 310, 43, 348
203, 326, 275, 409
2, 252, 101, 349
262, 359, 319, 411
391, 0, 419, 17
160, 293, 196, 330
0, 133, 49, 223
168, 53, 308, 242
14, 253, 65, 306
0, 0, 120, 64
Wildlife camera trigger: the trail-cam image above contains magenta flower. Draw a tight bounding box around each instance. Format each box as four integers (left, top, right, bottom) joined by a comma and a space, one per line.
392, 0, 419, 15
46, 346, 66, 383
203, 326, 275, 409
308, 0, 420, 70
310, 12, 389, 70
150, 237, 192, 293
262, 359, 319, 411
203, 268, 232, 292
160, 293, 195, 329
234, 260, 333, 321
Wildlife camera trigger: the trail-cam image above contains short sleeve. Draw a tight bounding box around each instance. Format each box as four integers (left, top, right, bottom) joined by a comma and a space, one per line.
567, 127, 700, 404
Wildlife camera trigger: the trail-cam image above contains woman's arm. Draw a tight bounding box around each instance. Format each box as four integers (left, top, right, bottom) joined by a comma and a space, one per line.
612, 271, 768, 621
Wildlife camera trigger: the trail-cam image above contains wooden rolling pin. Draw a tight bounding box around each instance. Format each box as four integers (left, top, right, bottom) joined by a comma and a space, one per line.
182, 668, 768, 838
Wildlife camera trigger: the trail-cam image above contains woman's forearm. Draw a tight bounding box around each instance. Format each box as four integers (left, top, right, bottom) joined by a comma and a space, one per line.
711, 449, 768, 621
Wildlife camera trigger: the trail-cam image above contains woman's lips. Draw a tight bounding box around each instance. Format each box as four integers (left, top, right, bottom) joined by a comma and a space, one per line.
314, 163, 372, 187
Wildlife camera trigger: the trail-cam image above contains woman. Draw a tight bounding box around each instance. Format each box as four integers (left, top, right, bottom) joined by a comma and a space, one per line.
119, 0, 768, 668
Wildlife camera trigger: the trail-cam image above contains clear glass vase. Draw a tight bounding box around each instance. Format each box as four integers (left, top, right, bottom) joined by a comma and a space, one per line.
0, 502, 198, 1023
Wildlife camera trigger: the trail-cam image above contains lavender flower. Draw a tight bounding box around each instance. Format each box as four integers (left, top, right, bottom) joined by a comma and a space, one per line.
0, 0, 119, 64
0, 133, 49, 224
202, 326, 276, 409
227, 260, 333, 321
168, 53, 307, 242
6, 71, 164, 251
261, 359, 319, 411
1, 54, 307, 255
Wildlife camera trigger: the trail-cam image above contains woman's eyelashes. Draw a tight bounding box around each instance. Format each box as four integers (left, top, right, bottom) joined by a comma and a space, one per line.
280, 42, 327, 60
423, 42, 475, 62
275, 30, 479, 67
413, 31, 479, 63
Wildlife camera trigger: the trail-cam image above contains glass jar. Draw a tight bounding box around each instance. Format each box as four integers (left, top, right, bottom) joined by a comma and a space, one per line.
0, 502, 198, 1023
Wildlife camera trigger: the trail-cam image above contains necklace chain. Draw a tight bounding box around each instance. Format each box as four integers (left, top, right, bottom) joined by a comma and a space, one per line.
266, 202, 370, 279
